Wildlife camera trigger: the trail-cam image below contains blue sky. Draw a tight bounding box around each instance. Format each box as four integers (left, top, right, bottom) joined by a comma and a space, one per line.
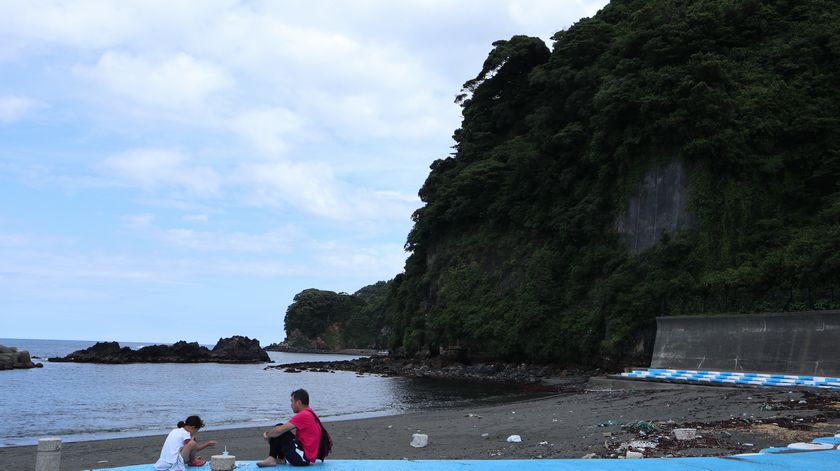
0, 0, 607, 344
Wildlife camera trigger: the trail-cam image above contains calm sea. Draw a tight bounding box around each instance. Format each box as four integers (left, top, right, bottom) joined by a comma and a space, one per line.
0, 339, 539, 447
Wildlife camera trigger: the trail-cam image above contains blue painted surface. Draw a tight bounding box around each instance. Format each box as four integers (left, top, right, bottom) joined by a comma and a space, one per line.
91, 444, 840, 471
621, 369, 840, 390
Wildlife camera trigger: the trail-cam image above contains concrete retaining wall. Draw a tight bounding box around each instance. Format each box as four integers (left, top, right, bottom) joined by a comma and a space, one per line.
651, 311, 840, 376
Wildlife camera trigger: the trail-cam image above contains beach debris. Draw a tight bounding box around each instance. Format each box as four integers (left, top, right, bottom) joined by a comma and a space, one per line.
623, 420, 659, 433
506, 435, 522, 443
598, 420, 625, 427
481, 433, 489, 438
539, 441, 549, 445
581, 453, 598, 459
619, 440, 657, 451
465, 413, 482, 419
626, 451, 644, 458
410, 433, 429, 448
673, 428, 697, 441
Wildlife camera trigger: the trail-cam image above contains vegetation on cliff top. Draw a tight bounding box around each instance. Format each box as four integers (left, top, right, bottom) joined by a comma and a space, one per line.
283, 281, 392, 350
286, 0, 840, 365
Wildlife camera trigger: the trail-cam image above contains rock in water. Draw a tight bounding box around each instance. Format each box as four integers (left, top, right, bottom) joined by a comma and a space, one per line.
0, 345, 42, 370
211, 336, 271, 363
49, 336, 270, 364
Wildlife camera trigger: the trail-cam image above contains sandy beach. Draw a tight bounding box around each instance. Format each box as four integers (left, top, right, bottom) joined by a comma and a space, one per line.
2, 384, 838, 470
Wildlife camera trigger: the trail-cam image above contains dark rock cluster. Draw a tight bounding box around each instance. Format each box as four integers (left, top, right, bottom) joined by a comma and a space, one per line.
49, 336, 271, 364
0, 345, 42, 370
267, 355, 595, 387
263, 342, 333, 354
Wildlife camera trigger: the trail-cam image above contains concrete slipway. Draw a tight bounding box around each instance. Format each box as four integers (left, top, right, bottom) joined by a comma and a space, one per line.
91, 435, 840, 471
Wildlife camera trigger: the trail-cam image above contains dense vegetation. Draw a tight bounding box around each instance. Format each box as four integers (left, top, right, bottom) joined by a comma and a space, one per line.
388, 0, 840, 365
283, 281, 392, 350
285, 0, 840, 366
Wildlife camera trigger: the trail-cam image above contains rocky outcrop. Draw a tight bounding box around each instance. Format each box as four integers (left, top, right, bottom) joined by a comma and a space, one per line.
0, 345, 42, 370
264, 342, 333, 354
49, 336, 271, 364
210, 336, 271, 363
267, 355, 597, 388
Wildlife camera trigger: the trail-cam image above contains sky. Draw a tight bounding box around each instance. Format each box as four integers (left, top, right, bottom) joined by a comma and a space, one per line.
0, 0, 608, 345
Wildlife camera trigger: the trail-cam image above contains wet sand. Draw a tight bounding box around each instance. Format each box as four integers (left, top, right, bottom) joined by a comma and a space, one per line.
1, 386, 838, 470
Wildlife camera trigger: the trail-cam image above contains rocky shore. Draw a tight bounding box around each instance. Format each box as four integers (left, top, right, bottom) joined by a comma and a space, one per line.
263, 342, 383, 356
263, 342, 333, 354
0, 345, 42, 370
267, 355, 598, 387
49, 336, 271, 364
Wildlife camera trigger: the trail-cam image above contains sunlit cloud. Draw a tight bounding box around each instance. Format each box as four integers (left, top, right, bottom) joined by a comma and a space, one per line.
0, 95, 41, 123
102, 149, 222, 196
77, 51, 231, 112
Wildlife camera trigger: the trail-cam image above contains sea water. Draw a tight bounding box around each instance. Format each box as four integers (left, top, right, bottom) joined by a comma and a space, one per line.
0, 339, 540, 447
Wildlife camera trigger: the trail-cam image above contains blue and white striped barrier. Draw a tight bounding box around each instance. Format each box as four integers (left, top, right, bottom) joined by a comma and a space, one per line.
620, 368, 840, 390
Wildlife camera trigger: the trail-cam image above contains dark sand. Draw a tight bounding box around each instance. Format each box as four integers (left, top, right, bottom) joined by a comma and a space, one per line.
2, 385, 838, 470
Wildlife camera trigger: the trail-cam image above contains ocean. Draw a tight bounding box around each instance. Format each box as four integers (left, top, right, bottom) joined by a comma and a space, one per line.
0, 339, 539, 447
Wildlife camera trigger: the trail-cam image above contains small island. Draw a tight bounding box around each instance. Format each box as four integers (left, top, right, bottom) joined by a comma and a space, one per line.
48, 335, 271, 364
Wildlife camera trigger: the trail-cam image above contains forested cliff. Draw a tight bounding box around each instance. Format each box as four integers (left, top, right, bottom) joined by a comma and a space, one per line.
288, 0, 840, 366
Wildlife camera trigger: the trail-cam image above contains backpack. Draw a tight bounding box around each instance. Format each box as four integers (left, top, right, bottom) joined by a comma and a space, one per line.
307, 409, 333, 461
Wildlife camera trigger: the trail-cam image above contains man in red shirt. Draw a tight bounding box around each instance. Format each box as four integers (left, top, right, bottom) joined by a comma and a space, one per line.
257, 389, 322, 467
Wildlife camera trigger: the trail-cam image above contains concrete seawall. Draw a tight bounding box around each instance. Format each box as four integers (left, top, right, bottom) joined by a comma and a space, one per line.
651, 311, 840, 376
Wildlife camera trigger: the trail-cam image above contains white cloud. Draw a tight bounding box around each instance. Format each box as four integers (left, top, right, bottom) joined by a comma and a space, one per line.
102, 149, 221, 196
183, 214, 209, 223
317, 243, 407, 279
0, 0, 232, 51
239, 160, 346, 219
1, 248, 163, 283
508, 0, 606, 40
77, 51, 231, 112
0, 95, 40, 123
123, 213, 155, 229
162, 227, 298, 253
0, 233, 29, 247
230, 106, 304, 157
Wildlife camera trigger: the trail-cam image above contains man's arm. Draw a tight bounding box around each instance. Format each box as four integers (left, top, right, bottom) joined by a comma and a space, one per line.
264, 422, 296, 439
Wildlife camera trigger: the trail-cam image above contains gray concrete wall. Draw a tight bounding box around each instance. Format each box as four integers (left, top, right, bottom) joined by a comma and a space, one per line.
651, 311, 840, 376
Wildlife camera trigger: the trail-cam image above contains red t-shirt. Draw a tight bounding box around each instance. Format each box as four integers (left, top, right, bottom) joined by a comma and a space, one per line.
289, 407, 321, 463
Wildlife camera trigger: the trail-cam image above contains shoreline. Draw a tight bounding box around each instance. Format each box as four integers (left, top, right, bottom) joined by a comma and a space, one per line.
1, 387, 838, 470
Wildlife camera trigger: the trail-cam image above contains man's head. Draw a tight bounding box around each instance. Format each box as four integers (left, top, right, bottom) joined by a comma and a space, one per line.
290, 388, 309, 412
